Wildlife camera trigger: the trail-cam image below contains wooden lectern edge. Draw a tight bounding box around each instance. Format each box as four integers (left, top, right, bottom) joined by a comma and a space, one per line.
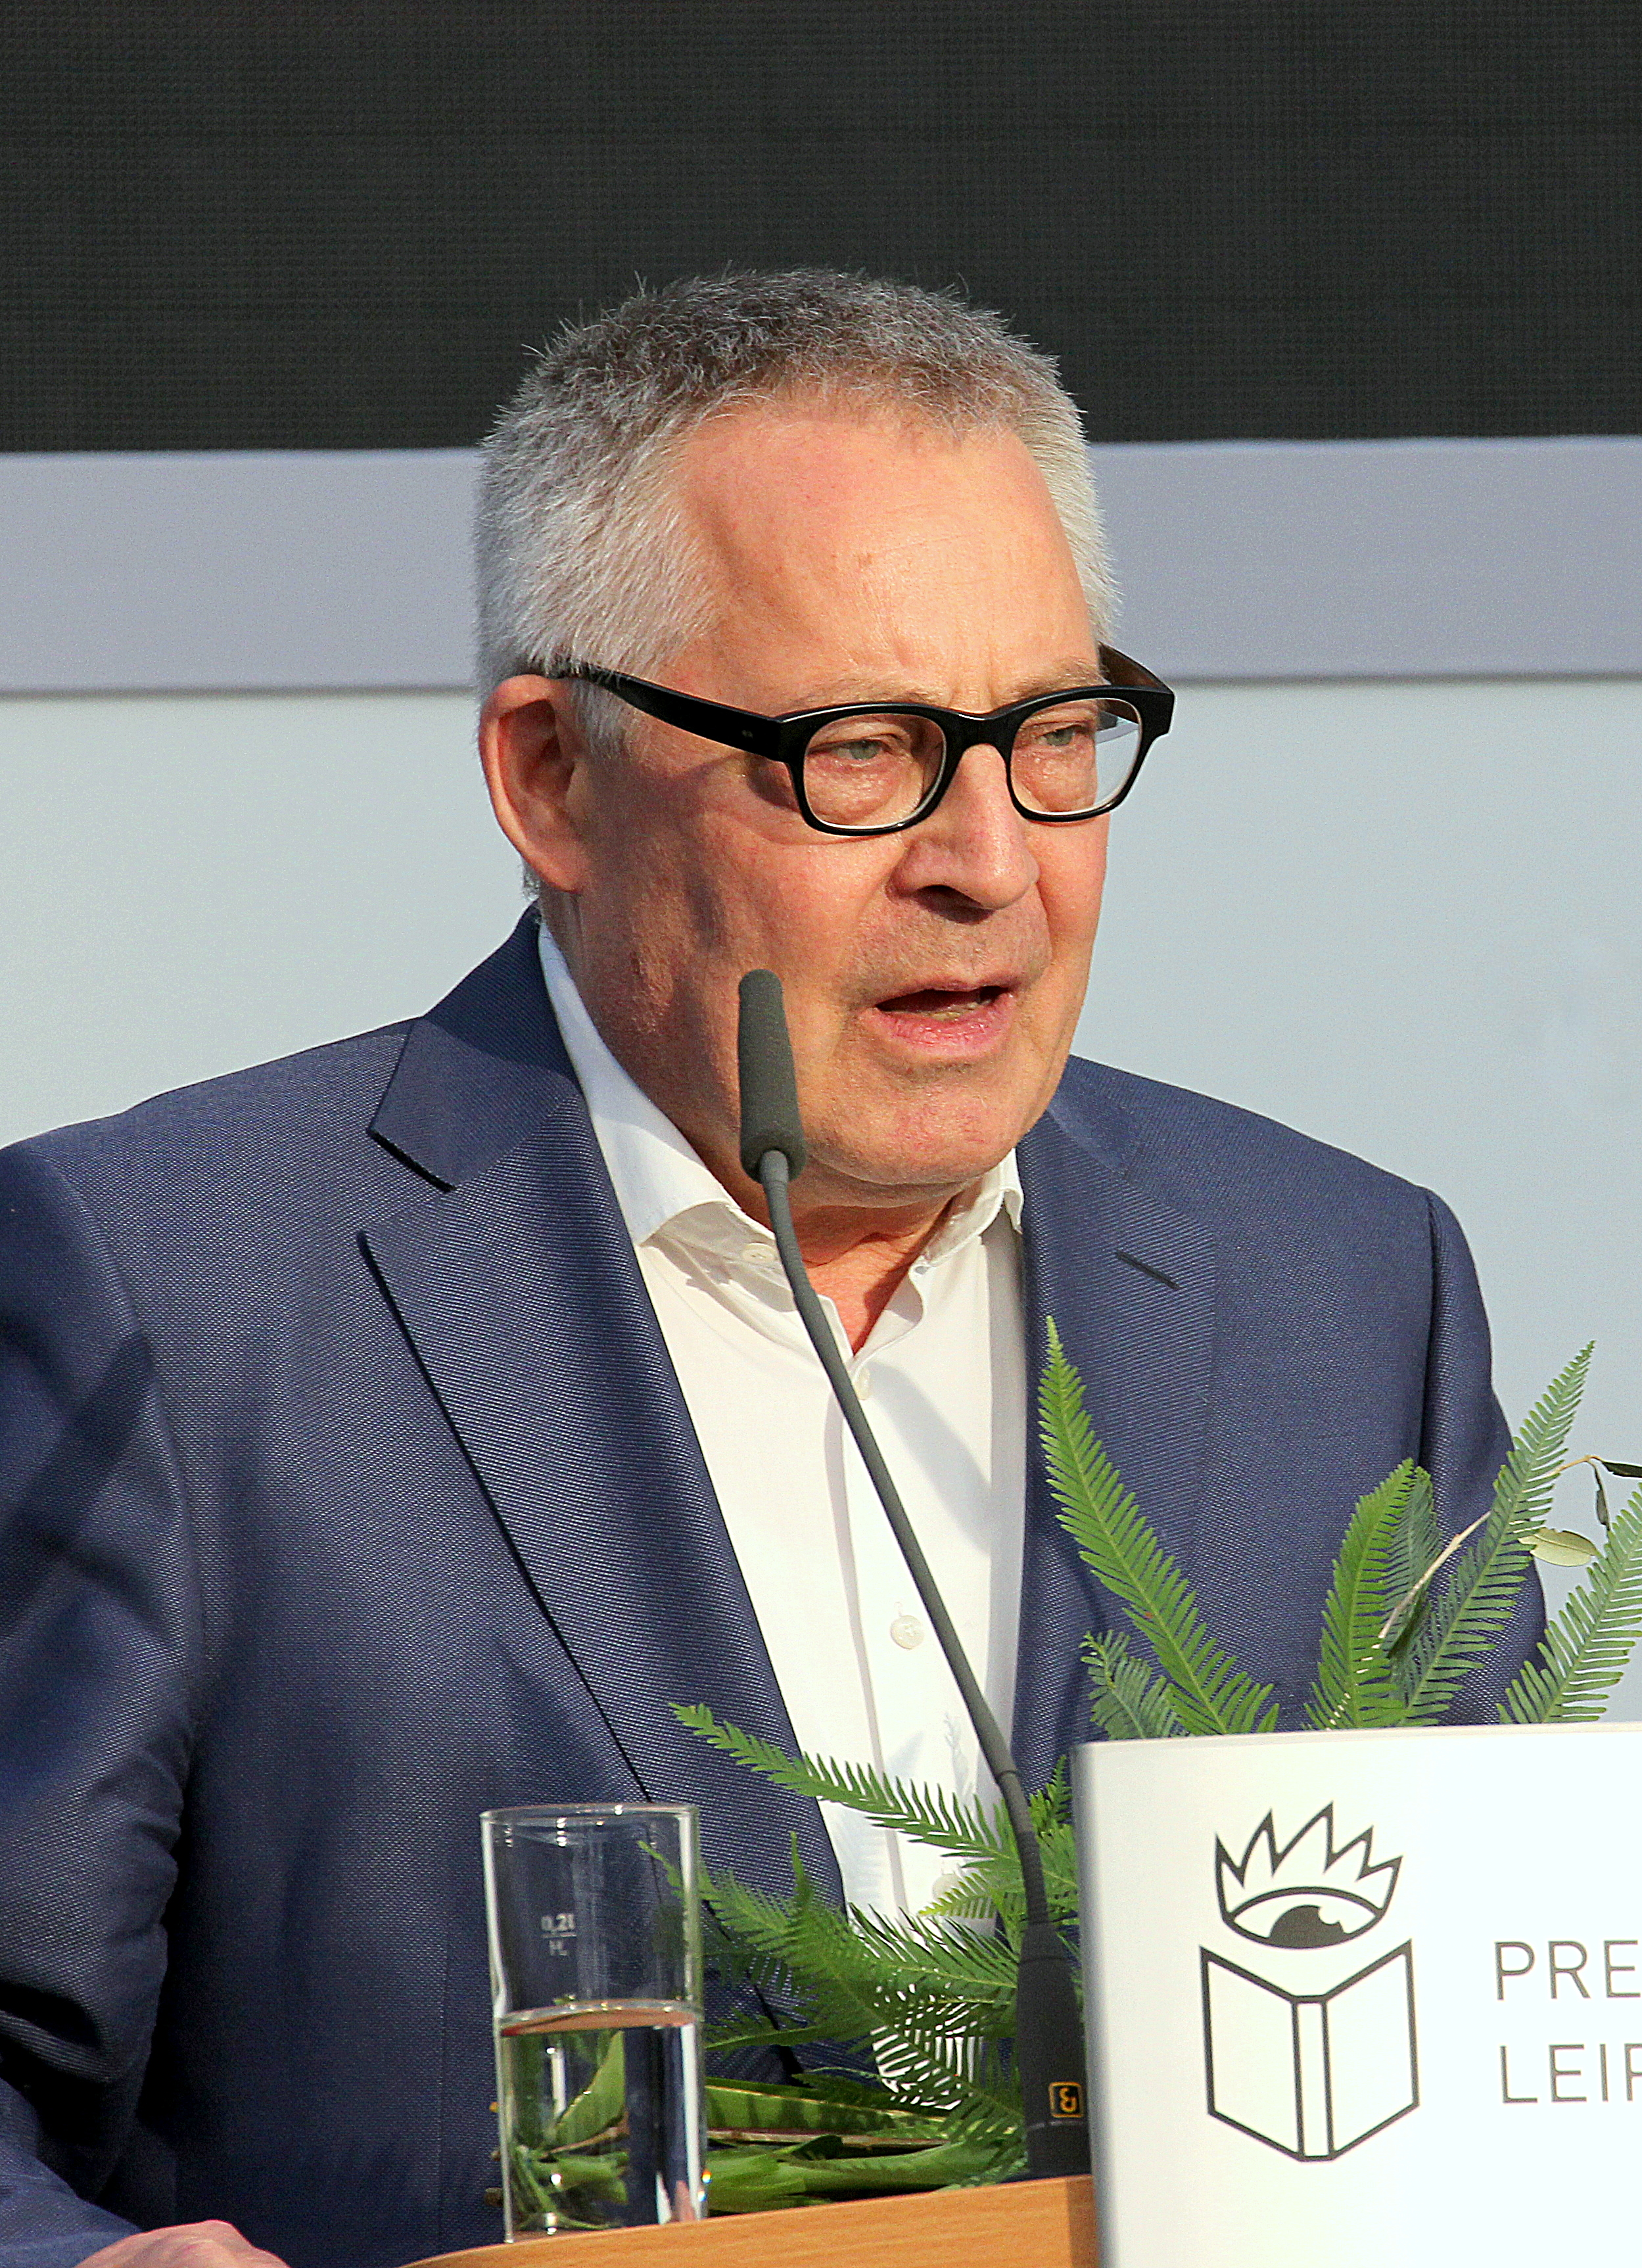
403, 2173, 1096, 2268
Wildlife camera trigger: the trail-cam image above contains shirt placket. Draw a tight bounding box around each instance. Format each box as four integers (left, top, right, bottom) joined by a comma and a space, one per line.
832, 1304, 970, 1914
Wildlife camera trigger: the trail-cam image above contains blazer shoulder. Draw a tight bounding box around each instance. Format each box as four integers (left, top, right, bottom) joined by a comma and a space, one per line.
1050, 1053, 1434, 1228
4, 1019, 417, 1216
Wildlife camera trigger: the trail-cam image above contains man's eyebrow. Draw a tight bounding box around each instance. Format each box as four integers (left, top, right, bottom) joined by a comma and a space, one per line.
784, 662, 1109, 710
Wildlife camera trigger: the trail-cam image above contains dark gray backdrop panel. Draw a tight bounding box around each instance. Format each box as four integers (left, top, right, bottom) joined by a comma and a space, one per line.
3, 0, 1637, 451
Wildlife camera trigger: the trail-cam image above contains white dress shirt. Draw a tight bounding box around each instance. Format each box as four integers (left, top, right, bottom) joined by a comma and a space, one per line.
538, 929, 1026, 1914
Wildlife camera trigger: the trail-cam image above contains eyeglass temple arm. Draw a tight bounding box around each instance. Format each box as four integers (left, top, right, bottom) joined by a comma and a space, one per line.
559, 664, 782, 753
1098, 643, 1167, 693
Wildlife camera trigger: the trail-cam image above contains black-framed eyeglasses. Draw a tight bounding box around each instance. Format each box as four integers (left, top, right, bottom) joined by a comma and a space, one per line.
559, 645, 1175, 837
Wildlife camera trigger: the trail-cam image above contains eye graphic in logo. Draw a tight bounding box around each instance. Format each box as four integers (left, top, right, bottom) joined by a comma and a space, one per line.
1202, 1805, 1419, 2162
1217, 1807, 1401, 1951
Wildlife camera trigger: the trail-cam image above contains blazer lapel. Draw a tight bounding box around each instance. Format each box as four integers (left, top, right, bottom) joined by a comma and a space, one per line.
1012, 1073, 1219, 1790
362, 919, 841, 1905
362, 927, 1214, 1866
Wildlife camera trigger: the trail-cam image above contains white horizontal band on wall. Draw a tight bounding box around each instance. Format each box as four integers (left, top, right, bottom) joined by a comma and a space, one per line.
1, 436, 1639, 695
0, 450, 479, 697
1095, 436, 1642, 681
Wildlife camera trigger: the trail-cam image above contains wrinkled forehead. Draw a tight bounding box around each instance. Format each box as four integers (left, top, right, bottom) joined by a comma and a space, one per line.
665, 400, 1095, 682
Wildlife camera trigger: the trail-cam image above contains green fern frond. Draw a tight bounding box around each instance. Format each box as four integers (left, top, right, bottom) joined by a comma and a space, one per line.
866, 2001, 1022, 2112
701, 1873, 863, 1997
1305, 1464, 1416, 1728
919, 1876, 1009, 1926
699, 1866, 870, 2034
918, 1819, 1079, 1933
1031, 1758, 1071, 1833
871, 2026, 1020, 2125
1036, 1820, 1081, 1921
1084, 1629, 1186, 1740
917, 1852, 1020, 1924
1380, 1466, 1440, 1643
1397, 1348, 1590, 1724
841, 1905, 1020, 2005
701, 1861, 1015, 2044
1394, 1516, 1532, 1724
1493, 1347, 1595, 1530
696, 1808, 1031, 2159
1040, 1320, 1277, 1736
1501, 1479, 1642, 1723
673, 1705, 1012, 1863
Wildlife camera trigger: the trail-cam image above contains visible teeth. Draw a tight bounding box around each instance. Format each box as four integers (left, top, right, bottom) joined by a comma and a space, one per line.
883, 988, 994, 1019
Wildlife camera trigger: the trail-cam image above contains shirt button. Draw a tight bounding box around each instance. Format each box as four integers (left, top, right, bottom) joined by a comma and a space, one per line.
890, 1614, 925, 1650
853, 1368, 872, 1399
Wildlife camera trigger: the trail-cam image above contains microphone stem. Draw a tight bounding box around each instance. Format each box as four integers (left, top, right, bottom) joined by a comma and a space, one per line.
757, 1150, 1052, 1932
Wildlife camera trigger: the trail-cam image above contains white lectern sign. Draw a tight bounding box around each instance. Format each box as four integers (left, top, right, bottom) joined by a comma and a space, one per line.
1073, 1723, 1642, 2266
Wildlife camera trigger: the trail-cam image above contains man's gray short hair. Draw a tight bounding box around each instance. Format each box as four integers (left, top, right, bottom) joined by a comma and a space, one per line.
474, 269, 1114, 704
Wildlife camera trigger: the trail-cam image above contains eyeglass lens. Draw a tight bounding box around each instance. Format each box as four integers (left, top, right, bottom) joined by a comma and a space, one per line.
799, 697, 1145, 829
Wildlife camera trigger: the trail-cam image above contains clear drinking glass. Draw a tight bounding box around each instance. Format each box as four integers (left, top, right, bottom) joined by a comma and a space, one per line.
481, 1804, 707, 2236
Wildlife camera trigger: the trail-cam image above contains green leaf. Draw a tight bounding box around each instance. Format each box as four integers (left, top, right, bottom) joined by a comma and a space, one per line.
1378, 1466, 1440, 1655
1039, 1319, 1277, 1736
1306, 1464, 1417, 1728
511, 2138, 626, 2226
704, 2078, 942, 2139
1601, 1461, 1642, 1479
702, 2149, 816, 2213
1528, 1526, 1600, 1568
704, 2135, 1006, 2213
693, 1829, 1029, 2173
1083, 1630, 1186, 1740
1501, 1477, 1642, 1723
1031, 1757, 1071, 1834
674, 1705, 1014, 1864
699, 1859, 1015, 2047
844, 1903, 1020, 2001
918, 1818, 1078, 1933
551, 2031, 628, 2148
1397, 1347, 1591, 1724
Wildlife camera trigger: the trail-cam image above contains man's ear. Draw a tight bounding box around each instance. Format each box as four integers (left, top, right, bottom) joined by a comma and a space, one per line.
479, 676, 592, 895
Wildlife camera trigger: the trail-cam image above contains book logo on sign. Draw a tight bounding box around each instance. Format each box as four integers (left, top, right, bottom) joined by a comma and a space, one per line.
1201, 1805, 1419, 2160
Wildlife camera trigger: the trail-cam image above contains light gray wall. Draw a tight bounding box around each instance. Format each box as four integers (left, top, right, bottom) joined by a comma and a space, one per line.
0, 689, 519, 1135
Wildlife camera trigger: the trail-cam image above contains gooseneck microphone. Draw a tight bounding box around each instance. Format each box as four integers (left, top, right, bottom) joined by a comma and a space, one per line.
735, 970, 1091, 2181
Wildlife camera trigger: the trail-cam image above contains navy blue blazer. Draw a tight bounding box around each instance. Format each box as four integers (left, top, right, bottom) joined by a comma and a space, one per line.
0, 916, 1536, 2268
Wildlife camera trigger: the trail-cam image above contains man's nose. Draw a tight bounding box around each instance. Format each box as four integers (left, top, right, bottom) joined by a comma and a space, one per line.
894, 743, 1039, 909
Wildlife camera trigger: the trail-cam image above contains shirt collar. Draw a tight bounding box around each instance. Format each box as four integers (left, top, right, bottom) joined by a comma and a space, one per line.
537, 924, 1022, 1259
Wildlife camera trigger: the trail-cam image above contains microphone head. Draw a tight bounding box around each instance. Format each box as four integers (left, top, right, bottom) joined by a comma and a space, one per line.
737, 970, 809, 1182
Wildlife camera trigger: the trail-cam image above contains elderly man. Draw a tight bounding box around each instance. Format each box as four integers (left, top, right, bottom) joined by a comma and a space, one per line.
0, 272, 1534, 2268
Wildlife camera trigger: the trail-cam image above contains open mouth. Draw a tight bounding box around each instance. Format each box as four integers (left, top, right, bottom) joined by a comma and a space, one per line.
870, 983, 1016, 1042
878, 984, 1006, 1020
